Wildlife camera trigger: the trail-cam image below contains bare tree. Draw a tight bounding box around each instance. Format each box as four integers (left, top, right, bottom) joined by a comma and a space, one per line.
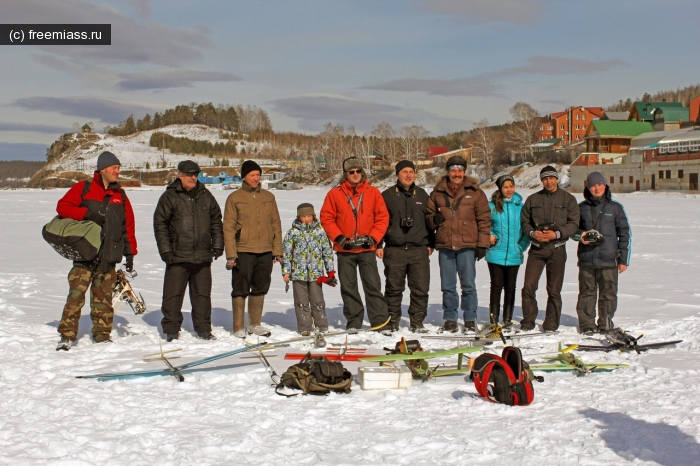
72, 122, 80, 133
507, 102, 540, 162
372, 122, 400, 167
398, 124, 430, 162
470, 119, 497, 175
348, 126, 373, 172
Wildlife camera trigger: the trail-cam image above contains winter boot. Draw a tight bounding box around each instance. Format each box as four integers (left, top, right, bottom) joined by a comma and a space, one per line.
462, 320, 478, 334
56, 336, 73, 351
232, 297, 246, 338
502, 305, 514, 330
166, 332, 179, 342
489, 304, 500, 326
409, 319, 429, 334
438, 320, 459, 334
248, 295, 271, 337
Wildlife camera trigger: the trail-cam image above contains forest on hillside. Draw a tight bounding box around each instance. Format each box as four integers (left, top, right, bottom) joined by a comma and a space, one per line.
0, 161, 45, 188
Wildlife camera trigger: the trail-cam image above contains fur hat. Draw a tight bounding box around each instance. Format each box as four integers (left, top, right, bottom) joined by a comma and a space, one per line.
495, 174, 515, 190
586, 171, 606, 187
96, 151, 120, 171
342, 156, 363, 172
177, 160, 201, 174
241, 160, 262, 179
445, 156, 467, 170
297, 203, 315, 218
395, 160, 415, 175
539, 165, 559, 180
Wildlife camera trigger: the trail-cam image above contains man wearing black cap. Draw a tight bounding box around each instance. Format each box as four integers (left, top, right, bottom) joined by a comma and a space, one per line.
427, 155, 491, 333
153, 160, 223, 341
55, 151, 138, 350
574, 171, 631, 334
520, 165, 580, 331
223, 159, 283, 337
377, 160, 434, 332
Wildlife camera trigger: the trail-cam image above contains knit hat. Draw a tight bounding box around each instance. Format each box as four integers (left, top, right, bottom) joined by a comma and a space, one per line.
539, 165, 559, 180
241, 160, 262, 178
586, 171, 606, 187
445, 156, 467, 170
395, 160, 415, 175
342, 156, 363, 172
177, 160, 201, 174
495, 174, 515, 190
297, 203, 315, 217
96, 151, 120, 171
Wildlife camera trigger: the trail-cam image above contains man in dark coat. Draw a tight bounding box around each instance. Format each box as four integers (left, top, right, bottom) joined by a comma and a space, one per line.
56, 151, 138, 350
520, 165, 580, 331
377, 160, 434, 333
154, 160, 223, 341
575, 171, 631, 334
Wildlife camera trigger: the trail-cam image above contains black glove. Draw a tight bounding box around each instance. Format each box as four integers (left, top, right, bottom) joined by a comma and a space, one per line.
85, 209, 105, 227
124, 255, 134, 272
327, 276, 338, 287
160, 252, 173, 265
360, 236, 376, 249
476, 247, 487, 261
336, 235, 352, 250
226, 259, 237, 270
432, 211, 445, 226
213, 249, 223, 260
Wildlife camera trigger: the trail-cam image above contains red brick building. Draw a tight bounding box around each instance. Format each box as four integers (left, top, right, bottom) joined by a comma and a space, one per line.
537, 106, 604, 145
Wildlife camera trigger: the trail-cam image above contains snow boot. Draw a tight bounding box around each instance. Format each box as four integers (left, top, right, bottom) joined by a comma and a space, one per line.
56, 336, 73, 351
489, 304, 500, 326
502, 305, 514, 330
410, 319, 429, 334
166, 332, 179, 342
438, 320, 459, 334
197, 331, 217, 340
463, 320, 478, 334
232, 297, 247, 338
248, 295, 271, 337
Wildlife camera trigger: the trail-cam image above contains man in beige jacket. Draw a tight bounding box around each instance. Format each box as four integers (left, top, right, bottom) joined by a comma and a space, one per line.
223, 160, 283, 337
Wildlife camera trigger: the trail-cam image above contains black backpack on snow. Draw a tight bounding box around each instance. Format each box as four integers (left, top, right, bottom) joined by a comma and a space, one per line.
276, 353, 352, 396
470, 346, 541, 406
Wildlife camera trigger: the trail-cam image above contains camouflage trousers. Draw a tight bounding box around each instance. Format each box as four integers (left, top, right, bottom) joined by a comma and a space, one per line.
58, 265, 117, 342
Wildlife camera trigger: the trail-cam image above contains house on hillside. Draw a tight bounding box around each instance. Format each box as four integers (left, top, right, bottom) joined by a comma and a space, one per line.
537, 106, 605, 145
628, 101, 683, 122
601, 111, 629, 121
653, 106, 690, 131
81, 124, 92, 134
583, 120, 653, 155
429, 147, 472, 164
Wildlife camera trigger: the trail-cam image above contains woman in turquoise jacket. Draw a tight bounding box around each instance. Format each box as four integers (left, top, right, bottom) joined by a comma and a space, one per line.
485, 175, 530, 328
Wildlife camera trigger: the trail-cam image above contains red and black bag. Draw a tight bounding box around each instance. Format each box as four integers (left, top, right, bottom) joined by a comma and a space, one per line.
470, 347, 541, 406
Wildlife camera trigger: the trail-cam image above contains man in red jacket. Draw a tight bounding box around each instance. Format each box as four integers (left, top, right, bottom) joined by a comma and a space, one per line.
55, 151, 138, 350
320, 157, 391, 332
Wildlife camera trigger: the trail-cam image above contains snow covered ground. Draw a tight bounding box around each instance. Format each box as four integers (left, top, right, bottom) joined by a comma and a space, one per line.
1, 181, 699, 465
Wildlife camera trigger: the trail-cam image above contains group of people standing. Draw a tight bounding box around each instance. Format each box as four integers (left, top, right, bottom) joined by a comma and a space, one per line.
54, 151, 631, 351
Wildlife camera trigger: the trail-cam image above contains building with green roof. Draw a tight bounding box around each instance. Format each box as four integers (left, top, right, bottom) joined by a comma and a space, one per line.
629, 101, 683, 122
584, 120, 653, 153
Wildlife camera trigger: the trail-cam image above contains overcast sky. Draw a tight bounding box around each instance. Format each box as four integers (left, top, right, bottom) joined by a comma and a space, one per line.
1, 0, 698, 160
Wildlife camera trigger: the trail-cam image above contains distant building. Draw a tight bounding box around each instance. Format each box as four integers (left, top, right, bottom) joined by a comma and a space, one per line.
628, 101, 683, 122
537, 106, 604, 145
601, 111, 630, 121
81, 124, 92, 134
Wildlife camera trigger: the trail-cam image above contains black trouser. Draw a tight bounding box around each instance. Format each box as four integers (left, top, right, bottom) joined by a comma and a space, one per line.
576, 266, 619, 330
337, 251, 389, 329
161, 262, 212, 334
521, 246, 567, 331
487, 262, 520, 308
383, 247, 430, 324
231, 252, 273, 298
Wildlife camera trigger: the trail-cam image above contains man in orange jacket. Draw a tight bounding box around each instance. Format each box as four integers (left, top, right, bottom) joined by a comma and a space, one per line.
320, 157, 391, 332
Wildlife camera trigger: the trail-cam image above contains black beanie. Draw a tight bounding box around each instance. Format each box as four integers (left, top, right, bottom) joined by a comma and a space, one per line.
395, 160, 415, 175
445, 155, 467, 170
495, 175, 515, 190
241, 160, 262, 178
540, 165, 559, 180
96, 151, 120, 171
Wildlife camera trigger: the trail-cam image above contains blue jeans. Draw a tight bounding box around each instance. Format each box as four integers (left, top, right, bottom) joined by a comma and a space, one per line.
439, 248, 478, 322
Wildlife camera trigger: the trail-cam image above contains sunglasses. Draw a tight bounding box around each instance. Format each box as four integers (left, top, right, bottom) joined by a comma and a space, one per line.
448, 165, 465, 172
181, 173, 198, 178
346, 169, 363, 175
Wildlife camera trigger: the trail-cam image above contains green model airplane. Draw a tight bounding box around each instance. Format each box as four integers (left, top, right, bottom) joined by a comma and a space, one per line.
529, 343, 629, 376
359, 339, 484, 380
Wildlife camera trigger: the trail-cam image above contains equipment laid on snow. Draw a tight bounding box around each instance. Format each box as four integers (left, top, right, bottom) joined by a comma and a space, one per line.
76, 341, 268, 382
112, 267, 147, 314
359, 337, 484, 380
424, 330, 559, 345
276, 352, 353, 396
567, 337, 683, 353
358, 365, 412, 390
529, 343, 629, 376
470, 346, 541, 406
